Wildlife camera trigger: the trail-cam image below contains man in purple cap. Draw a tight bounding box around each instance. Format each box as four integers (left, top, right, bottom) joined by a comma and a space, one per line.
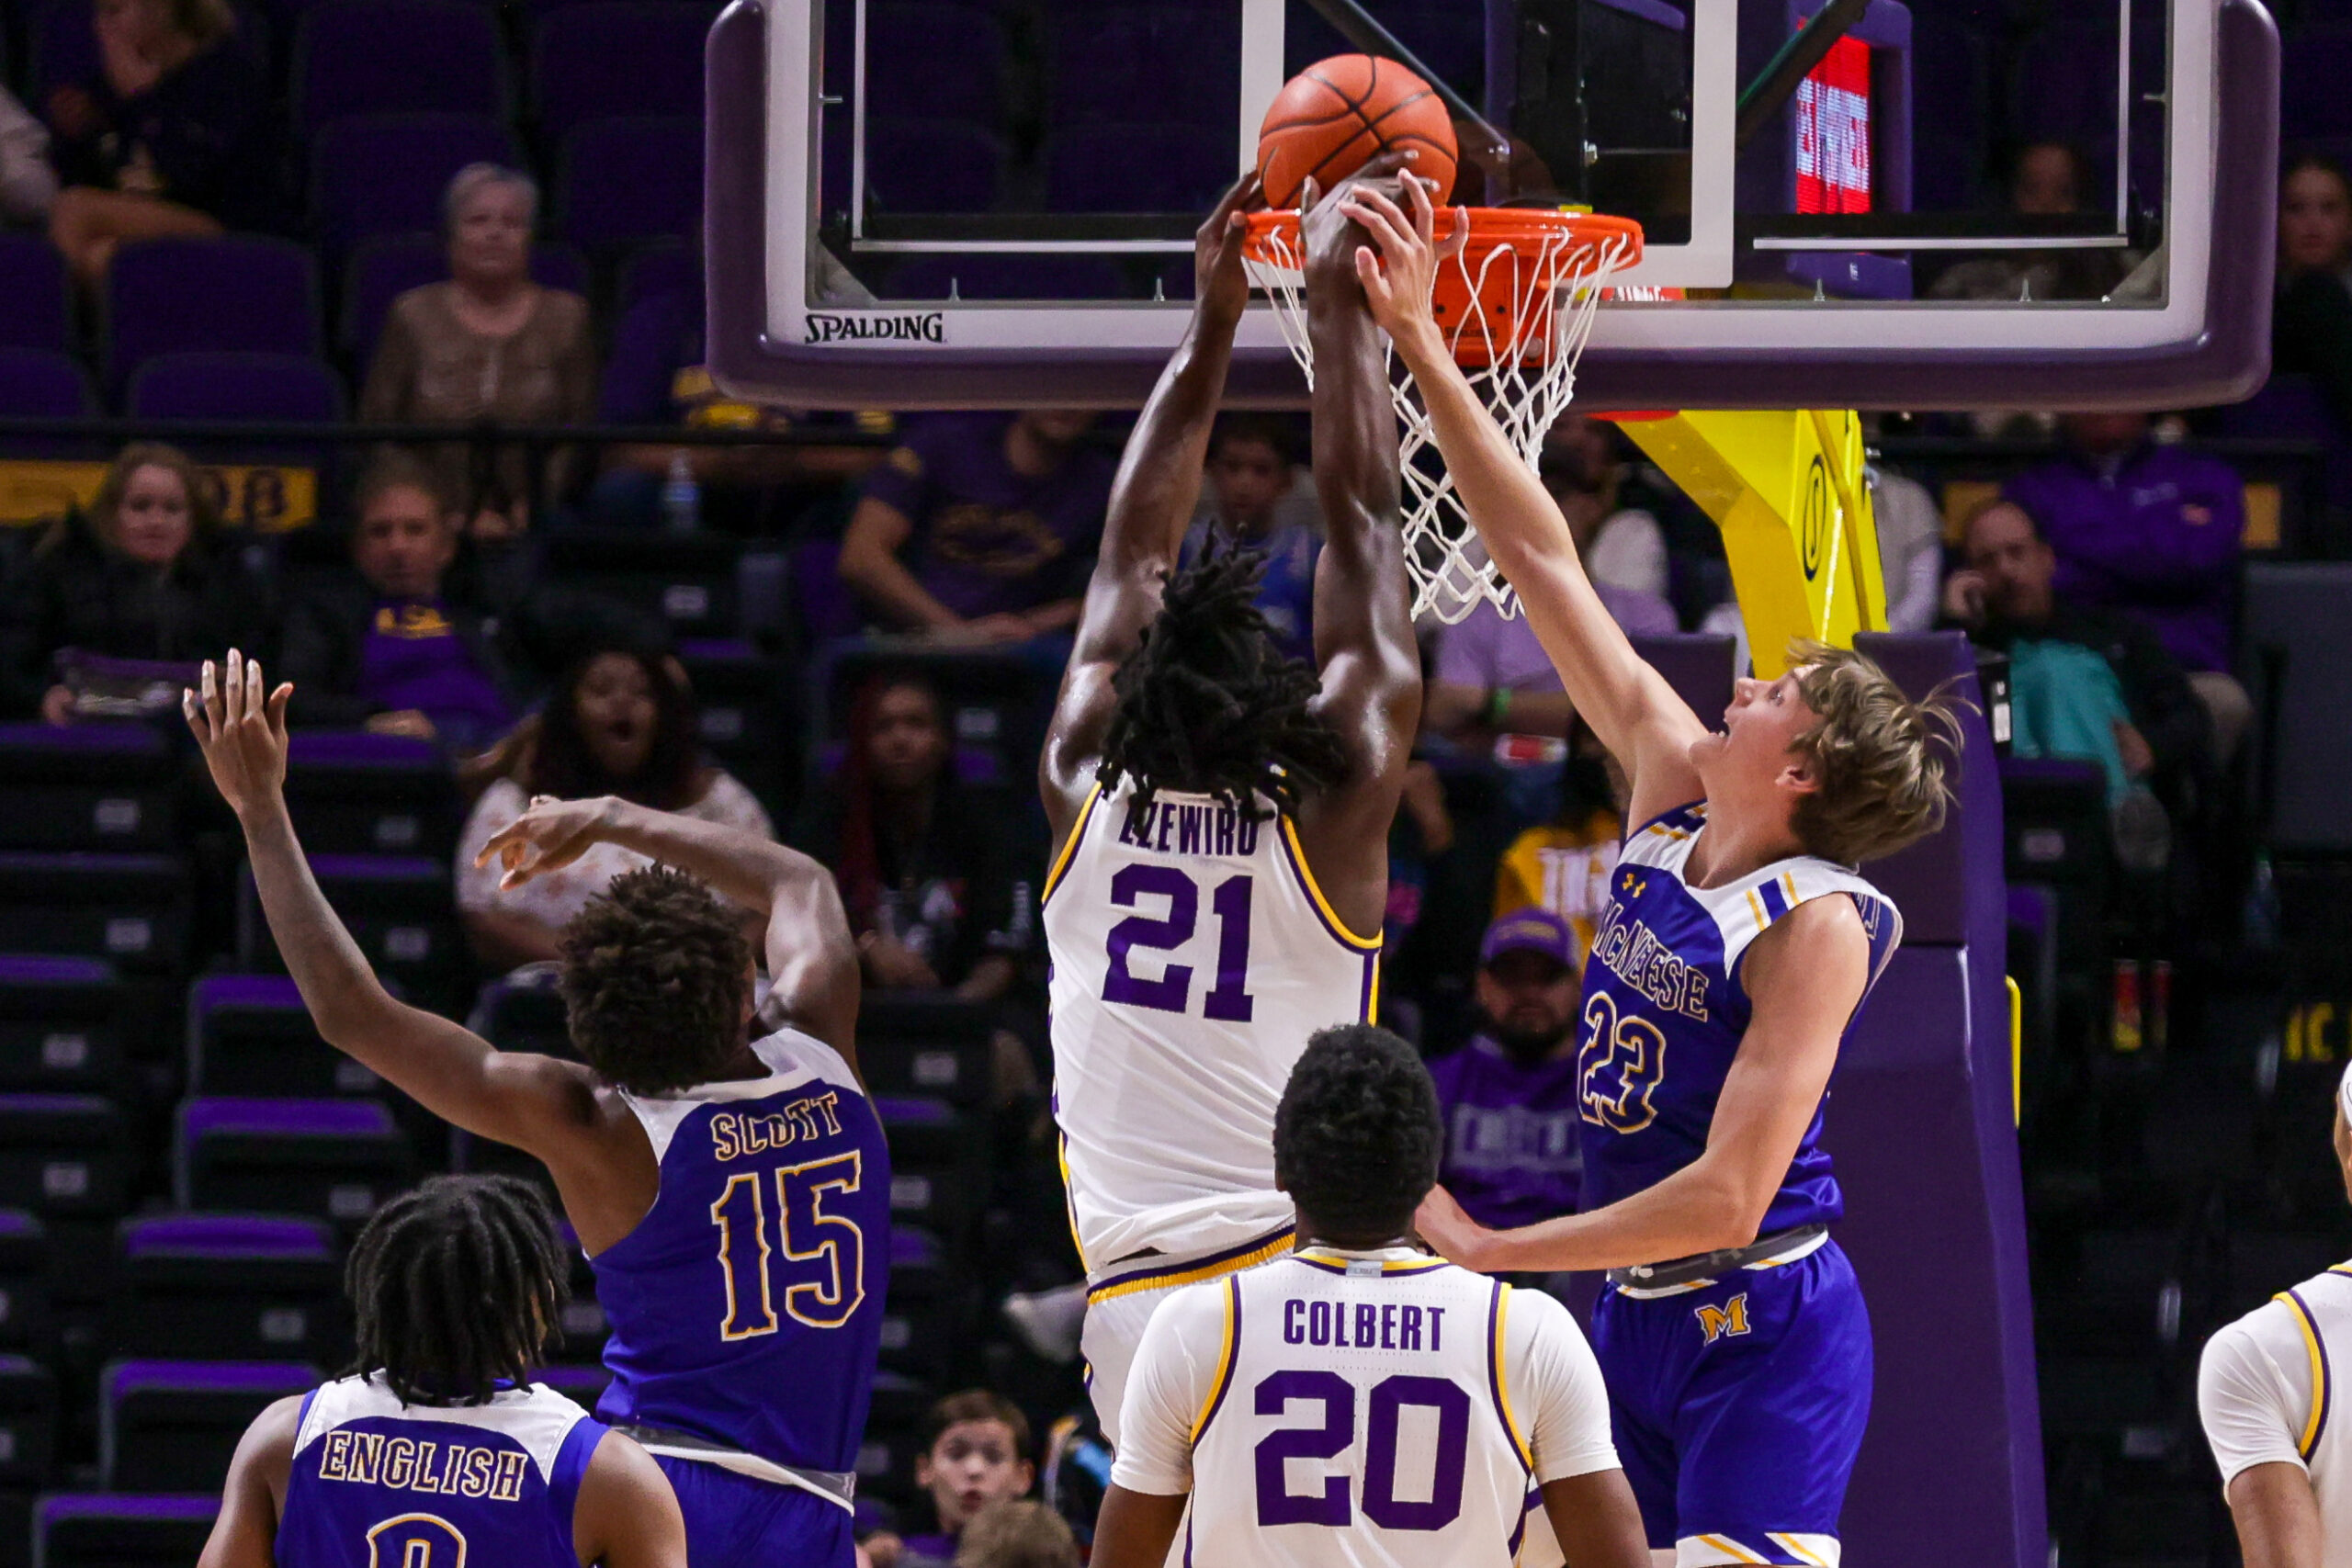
1426, 908, 1588, 1233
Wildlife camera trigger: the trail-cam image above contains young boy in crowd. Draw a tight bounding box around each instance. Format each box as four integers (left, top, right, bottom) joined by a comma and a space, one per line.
864, 1393, 1037, 1568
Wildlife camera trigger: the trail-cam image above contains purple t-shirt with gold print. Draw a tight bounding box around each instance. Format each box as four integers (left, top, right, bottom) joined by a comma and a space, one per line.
858, 414, 1114, 619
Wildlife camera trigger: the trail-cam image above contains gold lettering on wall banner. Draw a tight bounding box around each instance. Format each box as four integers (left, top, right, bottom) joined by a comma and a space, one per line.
2285, 1001, 2349, 1064
0, 460, 319, 532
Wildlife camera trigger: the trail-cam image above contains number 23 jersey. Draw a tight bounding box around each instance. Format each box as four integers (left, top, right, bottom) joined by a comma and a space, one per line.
1111, 1247, 1619, 1566
1577, 804, 1903, 1233
1044, 781, 1383, 1271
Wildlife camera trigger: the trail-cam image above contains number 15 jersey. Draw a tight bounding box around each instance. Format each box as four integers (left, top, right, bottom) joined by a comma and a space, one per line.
1044, 781, 1382, 1272
1112, 1247, 1620, 1567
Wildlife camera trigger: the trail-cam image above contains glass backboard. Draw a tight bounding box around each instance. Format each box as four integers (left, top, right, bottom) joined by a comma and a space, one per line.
705, 0, 2278, 411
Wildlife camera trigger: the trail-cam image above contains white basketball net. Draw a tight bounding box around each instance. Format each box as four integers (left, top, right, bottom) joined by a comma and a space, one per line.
1245, 215, 1640, 625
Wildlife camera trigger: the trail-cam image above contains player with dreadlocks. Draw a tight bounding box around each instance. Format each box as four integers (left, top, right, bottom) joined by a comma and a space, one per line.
187, 648, 885, 1568
1038, 164, 1422, 1443
198, 1176, 687, 1568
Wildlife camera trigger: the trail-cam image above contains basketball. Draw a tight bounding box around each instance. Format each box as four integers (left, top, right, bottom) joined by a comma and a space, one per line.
1256, 54, 1458, 211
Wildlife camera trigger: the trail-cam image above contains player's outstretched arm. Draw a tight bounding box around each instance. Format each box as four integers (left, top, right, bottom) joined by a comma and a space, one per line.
1417, 896, 1869, 1273
1299, 164, 1424, 807
1090, 1487, 1189, 1568
1342, 179, 1708, 820
573, 1430, 690, 1568
477, 796, 860, 1066
186, 654, 615, 1168
196, 1393, 300, 1568
1042, 174, 1261, 829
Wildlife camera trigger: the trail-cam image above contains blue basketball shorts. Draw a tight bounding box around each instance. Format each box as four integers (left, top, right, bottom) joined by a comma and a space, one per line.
652, 1453, 856, 1568
1590, 1237, 1871, 1568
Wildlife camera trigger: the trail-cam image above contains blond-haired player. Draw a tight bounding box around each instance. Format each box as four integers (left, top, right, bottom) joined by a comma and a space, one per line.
1342, 177, 1957, 1568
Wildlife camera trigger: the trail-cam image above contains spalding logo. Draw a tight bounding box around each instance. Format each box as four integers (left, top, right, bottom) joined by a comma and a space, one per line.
805, 312, 946, 344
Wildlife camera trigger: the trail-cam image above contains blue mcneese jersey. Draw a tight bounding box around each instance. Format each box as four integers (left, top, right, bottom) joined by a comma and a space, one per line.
590, 1024, 889, 1472
277, 1375, 605, 1568
1576, 804, 1901, 1234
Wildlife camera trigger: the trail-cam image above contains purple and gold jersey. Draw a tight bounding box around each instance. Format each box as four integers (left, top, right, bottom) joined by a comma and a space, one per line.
1576, 804, 1901, 1234
588, 1023, 888, 1478
277, 1374, 605, 1568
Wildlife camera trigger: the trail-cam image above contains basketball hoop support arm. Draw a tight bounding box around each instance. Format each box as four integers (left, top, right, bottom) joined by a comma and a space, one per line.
1610, 410, 1888, 675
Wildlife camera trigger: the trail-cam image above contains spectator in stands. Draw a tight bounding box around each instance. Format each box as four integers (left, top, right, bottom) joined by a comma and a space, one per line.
1, 441, 269, 723
278, 456, 519, 746
593, 247, 889, 530
2002, 412, 2251, 760
1179, 414, 1320, 660
455, 642, 774, 972
1491, 716, 1624, 949
1540, 414, 1668, 600
360, 164, 597, 525
1943, 499, 2212, 800
2272, 152, 2352, 429
1928, 141, 2130, 305
865, 1392, 1037, 1568
840, 412, 1114, 645
1871, 463, 1947, 632
1427, 910, 1587, 1230
43, 0, 271, 284
792, 670, 1028, 1003
953, 1502, 1080, 1568
0, 87, 58, 224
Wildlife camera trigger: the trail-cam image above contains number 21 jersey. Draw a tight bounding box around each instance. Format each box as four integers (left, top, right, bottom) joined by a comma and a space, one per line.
1045, 781, 1381, 1271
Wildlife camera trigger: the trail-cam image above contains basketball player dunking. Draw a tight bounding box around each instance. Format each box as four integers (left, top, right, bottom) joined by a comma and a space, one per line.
187, 652, 887, 1568
1344, 178, 1958, 1568
1039, 166, 1421, 1445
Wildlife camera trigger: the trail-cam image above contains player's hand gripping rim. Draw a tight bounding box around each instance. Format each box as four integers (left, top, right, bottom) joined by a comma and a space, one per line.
182, 649, 294, 818
475, 794, 622, 891
1339, 174, 1464, 367
1195, 169, 1265, 326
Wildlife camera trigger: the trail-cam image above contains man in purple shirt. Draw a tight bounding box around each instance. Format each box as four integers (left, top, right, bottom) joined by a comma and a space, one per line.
2004, 412, 2251, 758
839, 412, 1116, 645
1425, 908, 1587, 1231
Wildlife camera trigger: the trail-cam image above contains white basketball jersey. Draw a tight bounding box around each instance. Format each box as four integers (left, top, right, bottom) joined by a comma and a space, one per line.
1169, 1252, 1553, 1566
2202, 1263, 2352, 1567
1044, 780, 1380, 1269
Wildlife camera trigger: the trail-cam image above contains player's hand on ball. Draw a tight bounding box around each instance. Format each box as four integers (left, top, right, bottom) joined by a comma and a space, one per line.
1413, 1185, 1496, 1273
183, 650, 294, 818
1340, 171, 1461, 362
476, 795, 617, 889
1196, 170, 1263, 324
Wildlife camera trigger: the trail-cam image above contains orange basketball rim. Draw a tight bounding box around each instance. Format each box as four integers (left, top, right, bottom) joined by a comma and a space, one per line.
1242, 206, 1645, 367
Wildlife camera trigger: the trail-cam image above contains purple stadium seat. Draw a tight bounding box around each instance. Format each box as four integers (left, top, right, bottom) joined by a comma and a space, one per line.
556, 115, 705, 250
1049, 5, 1236, 130
187, 972, 379, 1098
338, 234, 590, 369
533, 2, 715, 144
282, 730, 461, 860
0, 1092, 128, 1218
0, 1211, 50, 1352
2214, 373, 2352, 513
105, 236, 321, 393
1046, 123, 1233, 213
0, 348, 96, 423
0, 952, 123, 1093
112, 1213, 344, 1361
0, 235, 70, 353
102, 1359, 315, 1491
0, 721, 178, 853
866, 2, 1005, 125
236, 853, 465, 1005
37, 1495, 219, 1568
174, 1095, 411, 1224
293, 0, 507, 136
887, 253, 1130, 301
0, 852, 190, 972
310, 112, 525, 259
540, 1361, 615, 1408
865, 118, 1005, 214
128, 353, 346, 423
616, 237, 695, 314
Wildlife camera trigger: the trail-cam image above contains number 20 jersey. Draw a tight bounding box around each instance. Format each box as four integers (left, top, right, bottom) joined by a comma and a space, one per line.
587, 1022, 889, 1477
1577, 804, 1903, 1232
1044, 780, 1382, 1271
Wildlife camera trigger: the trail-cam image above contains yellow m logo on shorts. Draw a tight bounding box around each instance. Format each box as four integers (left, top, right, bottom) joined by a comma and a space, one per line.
1694, 1292, 1752, 1346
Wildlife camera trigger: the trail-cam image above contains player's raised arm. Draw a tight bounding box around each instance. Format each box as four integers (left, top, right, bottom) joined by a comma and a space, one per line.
476, 795, 860, 1066
1298, 168, 1423, 798
1341, 179, 1709, 820
1042, 174, 1261, 829
196, 1393, 300, 1568
185, 653, 617, 1172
